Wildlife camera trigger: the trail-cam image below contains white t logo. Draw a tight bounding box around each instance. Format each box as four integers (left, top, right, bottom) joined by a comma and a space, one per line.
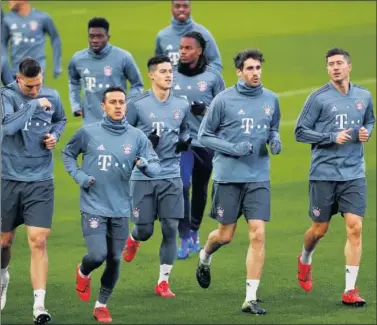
336, 114, 348, 130
85, 77, 96, 91
98, 155, 112, 171
152, 122, 165, 136
168, 52, 180, 65
241, 118, 254, 134
23, 118, 31, 131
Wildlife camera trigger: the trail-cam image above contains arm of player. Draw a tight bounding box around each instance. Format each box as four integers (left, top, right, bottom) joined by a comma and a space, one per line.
49, 92, 67, 141
136, 134, 162, 178
198, 98, 252, 156
362, 96, 375, 140
178, 107, 191, 142
294, 94, 337, 145
122, 53, 144, 100
68, 58, 82, 116
43, 14, 62, 78
125, 100, 138, 126
268, 97, 282, 154
1, 19, 10, 63
1, 94, 39, 135
61, 129, 94, 188
203, 30, 223, 73
212, 74, 226, 97
154, 34, 164, 56
175, 108, 192, 153
1, 57, 14, 85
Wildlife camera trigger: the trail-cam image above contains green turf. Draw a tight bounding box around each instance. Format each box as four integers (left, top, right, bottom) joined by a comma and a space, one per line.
1, 1, 376, 324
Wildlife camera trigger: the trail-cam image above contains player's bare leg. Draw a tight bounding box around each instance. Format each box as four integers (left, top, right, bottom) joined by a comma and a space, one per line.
196, 223, 237, 289
27, 226, 51, 324
298, 222, 329, 292
1, 231, 16, 311
241, 220, 266, 315
342, 213, 365, 307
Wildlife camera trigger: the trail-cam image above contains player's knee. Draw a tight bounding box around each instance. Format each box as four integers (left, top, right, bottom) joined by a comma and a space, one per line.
346, 220, 362, 239
1, 232, 15, 248
90, 249, 108, 265
107, 253, 121, 265
137, 223, 154, 241
219, 235, 232, 245
249, 228, 265, 245
311, 222, 328, 239
161, 219, 179, 240
29, 234, 48, 250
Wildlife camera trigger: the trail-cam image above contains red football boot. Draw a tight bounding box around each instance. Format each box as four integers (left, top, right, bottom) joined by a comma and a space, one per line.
297, 254, 313, 292
93, 306, 112, 323
342, 288, 366, 307
154, 281, 176, 298
122, 236, 140, 262
76, 264, 91, 301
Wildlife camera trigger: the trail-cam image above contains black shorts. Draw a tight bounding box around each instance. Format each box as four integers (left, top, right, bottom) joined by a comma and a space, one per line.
210, 181, 271, 224
309, 178, 366, 222
1, 179, 54, 232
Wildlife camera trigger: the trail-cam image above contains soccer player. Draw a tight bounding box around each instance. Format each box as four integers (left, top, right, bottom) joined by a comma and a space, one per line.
68, 17, 144, 125
173, 31, 225, 259
0, 57, 67, 323
155, 0, 222, 72
1, 9, 14, 85
195, 49, 282, 315
2, 0, 62, 78
62, 86, 161, 323
294, 48, 375, 306
122, 55, 191, 297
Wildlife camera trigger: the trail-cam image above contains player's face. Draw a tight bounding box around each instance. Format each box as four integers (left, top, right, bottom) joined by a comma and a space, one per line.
8, 0, 25, 11
102, 91, 127, 121
16, 72, 43, 98
172, 0, 191, 23
237, 58, 262, 87
326, 54, 352, 83
149, 62, 173, 91
179, 37, 201, 64
88, 27, 109, 53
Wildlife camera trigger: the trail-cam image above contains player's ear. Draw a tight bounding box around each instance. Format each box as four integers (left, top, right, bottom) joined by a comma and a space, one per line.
348, 63, 352, 72
148, 71, 154, 81
107, 33, 111, 41
101, 102, 106, 112
236, 69, 242, 78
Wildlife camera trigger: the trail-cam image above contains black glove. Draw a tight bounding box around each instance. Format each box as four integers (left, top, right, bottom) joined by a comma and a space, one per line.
190, 101, 207, 116
175, 138, 192, 153
148, 129, 160, 148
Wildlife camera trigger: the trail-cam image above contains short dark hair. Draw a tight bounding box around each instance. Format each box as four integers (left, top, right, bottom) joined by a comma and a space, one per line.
102, 86, 126, 103
233, 49, 265, 70
19, 57, 42, 78
326, 48, 351, 64
147, 55, 171, 72
88, 17, 109, 33
182, 31, 207, 52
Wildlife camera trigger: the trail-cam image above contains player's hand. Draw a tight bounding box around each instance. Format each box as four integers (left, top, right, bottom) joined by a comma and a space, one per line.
175, 137, 192, 153
83, 176, 95, 188
43, 133, 57, 149
37, 98, 52, 111
358, 127, 369, 142
336, 128, 352, 144
269, 138, 282, 155
53, 69, 62, 79
74, 109, 83, 117
191, 101, 207, 116
148, 129, 160, 148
